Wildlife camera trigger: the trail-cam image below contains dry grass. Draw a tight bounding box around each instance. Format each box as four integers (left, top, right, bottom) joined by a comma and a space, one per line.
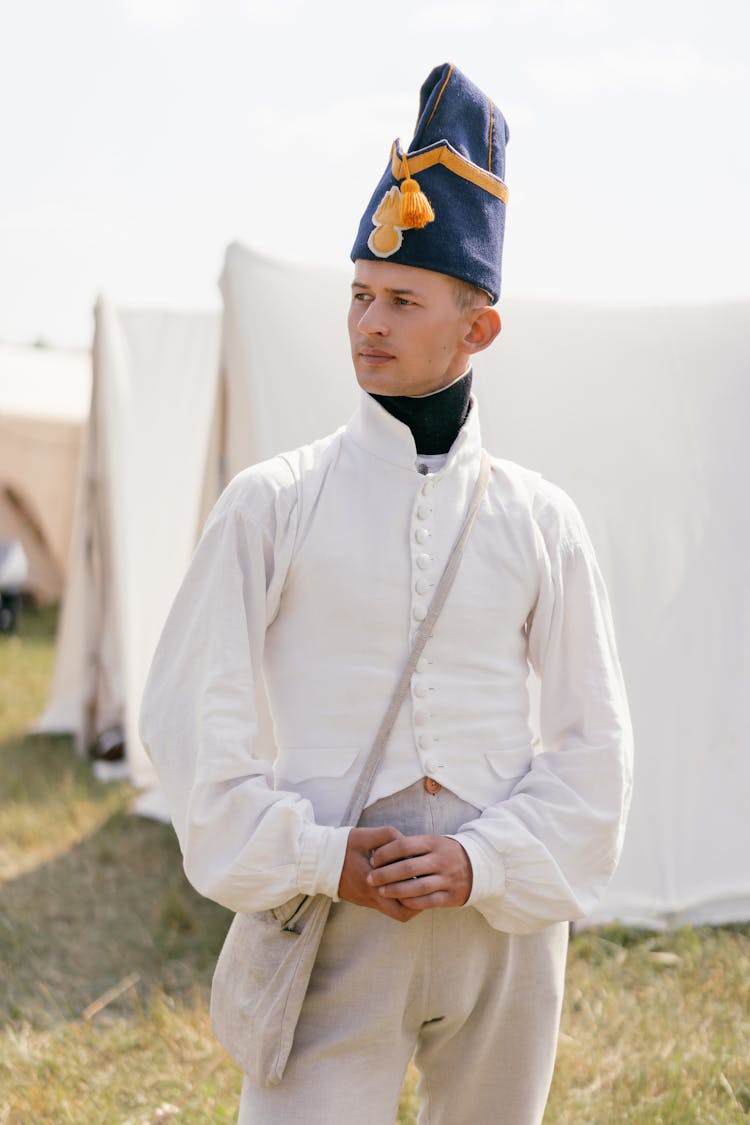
548, 927, 750, 1123
1, 607, 748, 1123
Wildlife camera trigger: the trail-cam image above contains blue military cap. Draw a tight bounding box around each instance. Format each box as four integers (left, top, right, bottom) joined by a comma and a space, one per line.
351, 62, 510, 303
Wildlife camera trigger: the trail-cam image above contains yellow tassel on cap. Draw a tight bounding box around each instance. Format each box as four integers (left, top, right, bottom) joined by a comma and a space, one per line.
399, 177, 434, 229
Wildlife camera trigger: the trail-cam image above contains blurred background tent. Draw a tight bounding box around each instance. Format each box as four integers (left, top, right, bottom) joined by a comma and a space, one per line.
473, 297, 750, 930
0, 343, 90, 603
34, 299, 222, 809
30, 243, 750, 929
219, 244, 357, 473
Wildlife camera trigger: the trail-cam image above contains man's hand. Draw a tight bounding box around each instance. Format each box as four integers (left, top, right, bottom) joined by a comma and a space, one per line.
366, 834, 473, 912
338, 826, 417, 922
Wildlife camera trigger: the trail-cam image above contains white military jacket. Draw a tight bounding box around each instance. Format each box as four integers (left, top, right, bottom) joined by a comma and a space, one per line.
140, 390, 633, 934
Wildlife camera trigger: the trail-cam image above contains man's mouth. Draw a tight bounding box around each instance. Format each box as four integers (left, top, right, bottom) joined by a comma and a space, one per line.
358, 349, 394, 364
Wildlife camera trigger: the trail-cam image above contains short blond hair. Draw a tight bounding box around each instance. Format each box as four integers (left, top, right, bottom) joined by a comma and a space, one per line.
452, 277, 492, 311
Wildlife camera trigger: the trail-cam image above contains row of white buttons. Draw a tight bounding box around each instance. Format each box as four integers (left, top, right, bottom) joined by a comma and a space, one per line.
412, 480, 440, 773
414, 484, 433, 624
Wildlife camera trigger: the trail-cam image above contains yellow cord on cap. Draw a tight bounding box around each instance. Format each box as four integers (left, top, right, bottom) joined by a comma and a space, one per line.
399, 152, 435, 229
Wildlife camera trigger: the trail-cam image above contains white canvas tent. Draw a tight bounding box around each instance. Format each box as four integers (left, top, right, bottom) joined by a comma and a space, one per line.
37, 243, 750, 928
220, 245, 358, 474
36, 298, 222, 793
218, 243, 750, 929
0, 343, 90, 602
472, 300, 750, 928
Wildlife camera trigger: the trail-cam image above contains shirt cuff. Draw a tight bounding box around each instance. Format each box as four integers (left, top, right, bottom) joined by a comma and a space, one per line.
449, 831, 507, 907
297, 823, 352, 900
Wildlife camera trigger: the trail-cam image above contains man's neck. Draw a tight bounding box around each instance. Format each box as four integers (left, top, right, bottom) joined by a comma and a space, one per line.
370, 370, 473, 456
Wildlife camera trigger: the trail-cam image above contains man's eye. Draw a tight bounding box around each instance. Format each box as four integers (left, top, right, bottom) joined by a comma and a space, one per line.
394, 297, 413, 306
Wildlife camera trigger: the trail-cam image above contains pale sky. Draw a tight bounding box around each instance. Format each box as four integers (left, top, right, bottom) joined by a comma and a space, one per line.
2, 0, 748, 347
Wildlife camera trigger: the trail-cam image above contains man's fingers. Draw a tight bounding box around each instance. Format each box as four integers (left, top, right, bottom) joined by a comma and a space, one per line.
368, 855, 432, 886
377, 874, 444, 900
339, 825, 420, 921
391, 890, 451, 912
341, 831, 471, 915
369, 834, 431, 868
365, 835, 474, 910
348, 825, 403, 853
376, 897, 419, 922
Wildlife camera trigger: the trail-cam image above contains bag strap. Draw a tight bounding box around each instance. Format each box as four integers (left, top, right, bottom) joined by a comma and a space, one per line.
340, 450, 491, 827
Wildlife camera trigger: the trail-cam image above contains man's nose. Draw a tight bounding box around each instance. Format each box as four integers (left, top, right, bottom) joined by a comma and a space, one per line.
357, 299, 389, 335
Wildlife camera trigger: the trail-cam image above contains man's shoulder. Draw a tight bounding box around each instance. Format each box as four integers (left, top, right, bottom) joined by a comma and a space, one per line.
488, 454, 590, 550
276, 424, 347, 479
211, 426, 346, 525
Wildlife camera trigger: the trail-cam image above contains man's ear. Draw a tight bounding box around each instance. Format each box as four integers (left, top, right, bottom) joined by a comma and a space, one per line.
463, 307, 502, 355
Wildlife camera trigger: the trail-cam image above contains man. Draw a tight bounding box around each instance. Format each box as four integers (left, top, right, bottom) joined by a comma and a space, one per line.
140, 63, 632, 1124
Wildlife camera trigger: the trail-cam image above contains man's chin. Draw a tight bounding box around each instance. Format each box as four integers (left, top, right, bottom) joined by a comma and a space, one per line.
353, 367, 400, 395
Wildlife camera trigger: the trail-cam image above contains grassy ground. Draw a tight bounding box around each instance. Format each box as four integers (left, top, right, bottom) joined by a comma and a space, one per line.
1, 607, 748, 1123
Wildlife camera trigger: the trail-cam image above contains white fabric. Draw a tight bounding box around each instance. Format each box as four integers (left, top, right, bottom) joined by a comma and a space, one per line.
140, 390, 632, 933
0, 343, 90, 601
416, 452, 448, 473
36, 299, 221, 787
214, 245, 750, 929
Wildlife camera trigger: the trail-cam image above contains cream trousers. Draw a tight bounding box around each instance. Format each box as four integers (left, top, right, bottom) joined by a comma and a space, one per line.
238, 781, 568, 1124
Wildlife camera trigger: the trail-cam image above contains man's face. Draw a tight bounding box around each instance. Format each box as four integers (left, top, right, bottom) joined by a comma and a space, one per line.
348, 259, 473, 397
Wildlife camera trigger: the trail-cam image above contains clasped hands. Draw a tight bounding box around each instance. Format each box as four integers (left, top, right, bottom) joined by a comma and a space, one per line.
337, 826, 473, 923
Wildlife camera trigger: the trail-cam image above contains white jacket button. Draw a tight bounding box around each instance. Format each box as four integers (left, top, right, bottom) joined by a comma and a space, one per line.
424, 756, 441, 773
415, 528, 430, 544
416, 553, 431, 570
418, 733, 434, 750
413, 605, 427, 621
415, 577, 430, 595
412, 679, 429, 698
417, 503, 431, 520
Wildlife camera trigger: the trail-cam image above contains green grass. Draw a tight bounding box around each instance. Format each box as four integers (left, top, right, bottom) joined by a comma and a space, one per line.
1, 607, 748, 1123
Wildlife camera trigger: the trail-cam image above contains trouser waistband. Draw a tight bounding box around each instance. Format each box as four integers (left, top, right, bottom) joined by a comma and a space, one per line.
359, 779, 480, 837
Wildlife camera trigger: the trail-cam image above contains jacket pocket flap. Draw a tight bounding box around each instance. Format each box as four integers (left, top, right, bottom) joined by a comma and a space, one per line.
276, 747, 361, 784
484, 746, 532, 780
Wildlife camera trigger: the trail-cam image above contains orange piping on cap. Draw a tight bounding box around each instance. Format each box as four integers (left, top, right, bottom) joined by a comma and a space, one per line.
390, 143, 509, 204
422, 63, 454, 132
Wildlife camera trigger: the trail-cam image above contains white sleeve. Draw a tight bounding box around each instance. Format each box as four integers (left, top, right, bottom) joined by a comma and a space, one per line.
453, 488, 633, 933
139, 465, 351, 914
